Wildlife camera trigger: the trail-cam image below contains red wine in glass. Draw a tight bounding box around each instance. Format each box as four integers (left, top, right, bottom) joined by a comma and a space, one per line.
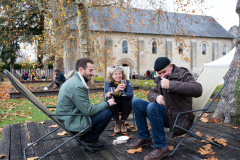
109, 87, 115, 99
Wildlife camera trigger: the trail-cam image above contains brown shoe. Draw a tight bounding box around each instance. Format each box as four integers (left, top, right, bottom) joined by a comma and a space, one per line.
114, 121, 121, 134
144, 147, 170, 160
120, 121, 127, 133
128, 137, 153, 149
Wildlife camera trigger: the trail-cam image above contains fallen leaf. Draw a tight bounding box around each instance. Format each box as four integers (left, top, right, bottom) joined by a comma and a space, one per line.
126, 147, 142, 154
196, 131, 203, 137
201, 140, 209, 143
57, 131, 69, 136
48, 125, 58, 128
26, 156, 39, 160
125, 122, 130, 126
217, 138, 227, 146
202, 144, 212, 151
168, 146, 174, 151
122, 133, 128, 136
111, 125, 115, 129
21, 124, 27, 126
202, 156, 218, 160
29, 132, 31, 138
38, 121, 45, 124
232, 126, 239, 129
200, 117, 209, 123
131, 127, 138, 132
0, 154, 7, 158
50, 108, 56, 111
109, 133, 116, 137
198, 148, 215, 155
211, 118, 218, 123
126, 125, 134, 129
25, 120, 31, 123
128, 134, 134, 139
27, 143, 37, 146
0, 127, 3, 134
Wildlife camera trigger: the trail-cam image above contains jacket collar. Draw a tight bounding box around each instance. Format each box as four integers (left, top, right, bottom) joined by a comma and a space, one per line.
74, 72, 88, 88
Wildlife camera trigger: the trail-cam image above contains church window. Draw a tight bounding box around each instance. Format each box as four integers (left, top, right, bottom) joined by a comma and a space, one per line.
222, 44, 226, 55
152, 41, 157, 54
122, 40, 128, 54
202, 43, 206, 55
179, 43, 183, 55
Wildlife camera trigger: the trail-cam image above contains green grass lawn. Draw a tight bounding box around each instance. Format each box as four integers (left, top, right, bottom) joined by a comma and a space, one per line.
0, 90, 148, 139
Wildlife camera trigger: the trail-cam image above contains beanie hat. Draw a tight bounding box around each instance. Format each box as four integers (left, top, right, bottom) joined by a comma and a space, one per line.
154, 57, 171, 71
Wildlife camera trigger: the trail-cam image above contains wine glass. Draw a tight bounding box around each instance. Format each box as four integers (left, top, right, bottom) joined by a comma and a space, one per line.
109, 87, 115, 99
121, 80, 127, 96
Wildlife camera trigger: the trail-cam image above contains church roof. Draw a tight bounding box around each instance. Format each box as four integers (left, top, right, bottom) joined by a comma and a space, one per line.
68, 6, 235, 39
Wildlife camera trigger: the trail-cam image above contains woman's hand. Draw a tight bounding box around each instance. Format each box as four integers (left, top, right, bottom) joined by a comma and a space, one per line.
116, 84, 126, 92
105, 92, 111, 98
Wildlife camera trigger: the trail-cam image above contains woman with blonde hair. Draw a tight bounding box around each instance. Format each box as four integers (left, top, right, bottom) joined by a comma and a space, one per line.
105, 65, 133, 133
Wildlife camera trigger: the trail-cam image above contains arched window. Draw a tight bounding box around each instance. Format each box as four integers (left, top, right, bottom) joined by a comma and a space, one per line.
222, 44, 226, 55
179, 43, 183, 55
152, 41, 157, 54
122, 40, 128, 53
202, 43, 206, 55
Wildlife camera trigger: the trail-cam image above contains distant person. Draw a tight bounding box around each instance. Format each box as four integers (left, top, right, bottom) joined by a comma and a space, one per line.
145, 71, 147, 79
41, 70, 46, 80
147, 70, 150, 80
151, 70, 156, 80
30, 70, 36, 81
22, 72, 29, 81
132, 72, 138, 79
44, 69, 65, 90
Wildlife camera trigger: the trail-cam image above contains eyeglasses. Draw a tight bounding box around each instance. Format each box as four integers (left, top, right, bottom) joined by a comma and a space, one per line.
110, 64, 123, 73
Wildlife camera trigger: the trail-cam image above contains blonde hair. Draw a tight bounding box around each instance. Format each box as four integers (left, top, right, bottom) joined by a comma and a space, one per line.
107, 68, 126, 83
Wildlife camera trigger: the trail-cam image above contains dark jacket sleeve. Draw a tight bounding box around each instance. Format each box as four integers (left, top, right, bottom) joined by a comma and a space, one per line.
105, 81, 112, 93
169, 72, 202, 97
148, 85, 161, 102
56, 72, 65, 82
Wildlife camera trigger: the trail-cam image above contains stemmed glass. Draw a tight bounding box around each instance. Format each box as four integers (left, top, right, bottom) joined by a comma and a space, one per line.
121, 80, 127, 96
109, 87, 115, 99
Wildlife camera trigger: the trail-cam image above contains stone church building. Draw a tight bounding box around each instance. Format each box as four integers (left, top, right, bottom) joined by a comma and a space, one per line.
66, 7, 235, 76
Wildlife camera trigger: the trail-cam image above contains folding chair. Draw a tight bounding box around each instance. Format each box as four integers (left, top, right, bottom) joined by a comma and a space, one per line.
64, 70, 75, 80
168, 66, 232, 156
3, 69, 94, 160
100, 66, 136, 131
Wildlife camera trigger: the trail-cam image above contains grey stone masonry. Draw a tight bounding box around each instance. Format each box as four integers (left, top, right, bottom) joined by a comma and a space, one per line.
105, 37, 113, 57
138, 37, 145, 75
166, 38, 172, 61
213, 41, 219, 60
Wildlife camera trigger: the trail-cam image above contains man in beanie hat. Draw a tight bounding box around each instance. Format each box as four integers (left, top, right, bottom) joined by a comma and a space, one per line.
129, 57, 202, 160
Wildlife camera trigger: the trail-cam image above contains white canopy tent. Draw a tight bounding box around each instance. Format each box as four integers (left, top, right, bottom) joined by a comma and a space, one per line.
192, 47, 235, 119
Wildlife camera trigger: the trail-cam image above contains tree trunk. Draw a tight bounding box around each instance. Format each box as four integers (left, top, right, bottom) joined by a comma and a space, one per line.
10, 62, 14, 73
212, 0, 240, 123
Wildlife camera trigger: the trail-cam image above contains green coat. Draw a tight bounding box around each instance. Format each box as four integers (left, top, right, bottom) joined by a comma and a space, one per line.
56, 72, 108, 132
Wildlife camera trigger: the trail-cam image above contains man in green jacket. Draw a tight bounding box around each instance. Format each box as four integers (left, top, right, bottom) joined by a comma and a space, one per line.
56, 58, 116, 150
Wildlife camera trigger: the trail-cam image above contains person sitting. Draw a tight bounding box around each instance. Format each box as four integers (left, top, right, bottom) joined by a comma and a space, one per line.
44, 69, 65, 90
22, 72, 29, 81
128, 57, 202, 160
105, 65, 133, 133
56, 58, 116, 150
41, 70, 46, 80
30, 70, 36, 81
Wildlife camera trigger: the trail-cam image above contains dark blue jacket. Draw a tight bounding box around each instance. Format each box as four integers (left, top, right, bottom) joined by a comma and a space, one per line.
56, 71, 66, 83
105, 80, 133, 102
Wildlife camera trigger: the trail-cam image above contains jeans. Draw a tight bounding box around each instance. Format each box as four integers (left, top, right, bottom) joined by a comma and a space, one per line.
47, 80, 64, 88
132, 98, 169, 148
80, 109, 112, 142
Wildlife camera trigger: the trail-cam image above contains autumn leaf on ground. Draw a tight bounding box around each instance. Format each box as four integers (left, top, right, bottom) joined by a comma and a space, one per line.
0, 154, 7, 158
198, 148, 215, 155
21, 124, 27, 126
25, 120, 31, 123
27, 143, 37, 146
211, 118, 218, 123
122, 132, 128, 136
57, 131, 69, 136
50, 108, 56, 111
232, 126, 239, 129
48, 125, 58, 128
168, 146, 174, 151
217, 138, 227, 146
202, 144, 212, 151
128, 134, 134, 139
201, 140, 209, 143
126, 125, 134, 129
111, 125, 115, 129
0, 127, 3, 134
196, 131, 203, 137
29, 132, 31, 138
125, 122, 130, 126
109, 133, 116, 137
38, 121, 45, 124
202, 156, 218, 160
200, 117, 209, 123
205, 135, 215, 142
131, 126, 138, 132
126, 147, 142, 154
26, 156, 39, 160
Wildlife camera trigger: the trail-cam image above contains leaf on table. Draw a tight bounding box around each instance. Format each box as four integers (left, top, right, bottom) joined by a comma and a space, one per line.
57, 131, 69, 136
27, 143, 37, 146
200, 117, 209, 123
126, 147, 142, 154
0, 154, 7, 158
26, 156, 39, 160
109, 133, 116, 137
128, 134, 134, 139
168, 146, 174, 151
198, 148, 215, 155
48, 124, 58, 128
50, 108, 56, 111
38, 121, 45, 124
122, 132, 128, 136
202, 144, 212, 151
196, 131, 203, 137
217, 138, 227, 146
